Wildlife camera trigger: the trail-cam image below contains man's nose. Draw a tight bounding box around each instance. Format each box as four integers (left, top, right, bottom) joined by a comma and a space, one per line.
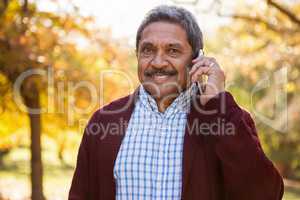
150, 52, 168, 68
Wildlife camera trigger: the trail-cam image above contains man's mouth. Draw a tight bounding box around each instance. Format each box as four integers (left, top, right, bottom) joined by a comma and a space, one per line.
152, 74, 171, 82
145, 71, 177, 77
146, 72, 177, 82
145, 72, 177, 81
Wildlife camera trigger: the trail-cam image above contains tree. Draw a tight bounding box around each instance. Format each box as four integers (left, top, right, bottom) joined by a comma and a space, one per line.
173, 0, 300, 177
0, 0, 93, 198
215, 0, 300, 177
0, 1, 138, 198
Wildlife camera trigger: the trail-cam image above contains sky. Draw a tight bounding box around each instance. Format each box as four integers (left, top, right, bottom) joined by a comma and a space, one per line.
37, 0, 234, 45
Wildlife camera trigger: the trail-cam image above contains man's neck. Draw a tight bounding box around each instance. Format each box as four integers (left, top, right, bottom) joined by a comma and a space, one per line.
155, 96, 178, 113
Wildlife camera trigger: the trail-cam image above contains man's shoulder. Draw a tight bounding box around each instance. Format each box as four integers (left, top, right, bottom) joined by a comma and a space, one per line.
89, 93, 136, 120
101, 94, 133, 112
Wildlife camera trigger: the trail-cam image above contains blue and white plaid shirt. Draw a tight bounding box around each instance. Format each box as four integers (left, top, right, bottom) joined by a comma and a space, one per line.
113, 85, 196, 200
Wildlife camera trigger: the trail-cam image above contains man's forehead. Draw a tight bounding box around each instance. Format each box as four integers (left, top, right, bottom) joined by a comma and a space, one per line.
139, 38, 185, 47
139, 21, 189, 45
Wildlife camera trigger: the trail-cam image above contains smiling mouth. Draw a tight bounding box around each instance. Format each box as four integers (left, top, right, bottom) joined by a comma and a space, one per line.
149, 73, 176, 83
144, 70, 178, 83
145, 71, 177, 76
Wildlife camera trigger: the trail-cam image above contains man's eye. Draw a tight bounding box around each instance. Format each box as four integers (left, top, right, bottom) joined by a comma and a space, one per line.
168, 48, 180, 56
141, 47, 153, 55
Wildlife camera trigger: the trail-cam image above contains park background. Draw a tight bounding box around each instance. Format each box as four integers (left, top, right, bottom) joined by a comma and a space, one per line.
0, 0, 300, 199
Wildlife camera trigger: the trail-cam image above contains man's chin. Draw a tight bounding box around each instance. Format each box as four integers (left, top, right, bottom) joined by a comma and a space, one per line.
143, 85, 181, 100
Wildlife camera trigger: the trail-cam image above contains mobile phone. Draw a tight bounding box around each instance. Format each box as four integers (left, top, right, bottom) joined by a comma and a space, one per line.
189, 49, 206, 94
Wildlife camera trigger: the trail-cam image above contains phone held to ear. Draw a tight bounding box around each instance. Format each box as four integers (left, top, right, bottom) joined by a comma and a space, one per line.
189, 49, 206, 94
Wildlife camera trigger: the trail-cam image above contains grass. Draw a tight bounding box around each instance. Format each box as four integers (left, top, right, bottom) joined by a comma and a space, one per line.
0, 146, 75, 200
0, 147, 300, 199
284, 186, 300, 200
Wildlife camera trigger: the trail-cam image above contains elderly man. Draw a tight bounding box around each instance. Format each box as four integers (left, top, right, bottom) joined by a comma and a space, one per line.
69, 5, 283, 200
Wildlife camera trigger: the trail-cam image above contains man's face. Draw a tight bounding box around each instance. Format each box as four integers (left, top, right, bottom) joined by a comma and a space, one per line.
137, 21, 193, 101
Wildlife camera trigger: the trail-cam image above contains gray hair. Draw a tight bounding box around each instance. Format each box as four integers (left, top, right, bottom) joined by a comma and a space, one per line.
136, 5, 203, 59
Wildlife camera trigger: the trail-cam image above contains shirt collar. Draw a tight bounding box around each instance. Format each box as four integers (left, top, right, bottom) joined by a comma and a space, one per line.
138, 83, 197, 115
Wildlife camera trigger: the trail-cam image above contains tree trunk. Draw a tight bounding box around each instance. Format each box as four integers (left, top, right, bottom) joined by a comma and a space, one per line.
23, 85, 45, 200
58, 141, 66, 166
0, 148, 10, 167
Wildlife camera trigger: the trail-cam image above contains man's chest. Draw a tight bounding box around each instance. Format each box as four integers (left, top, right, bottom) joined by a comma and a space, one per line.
113, 106, 188, 198
113, 108, 187, 177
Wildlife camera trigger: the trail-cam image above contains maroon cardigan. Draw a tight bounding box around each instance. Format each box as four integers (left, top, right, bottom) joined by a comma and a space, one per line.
69, 90, 284, 200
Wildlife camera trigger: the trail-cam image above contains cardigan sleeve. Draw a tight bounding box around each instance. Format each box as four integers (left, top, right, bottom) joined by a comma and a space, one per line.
68, 110, 100, 200
68, 128, 90, 200
203, 91, 284, 200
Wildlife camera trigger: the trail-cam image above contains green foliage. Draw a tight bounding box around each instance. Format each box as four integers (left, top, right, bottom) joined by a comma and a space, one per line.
0, 0, 137, 161
210, 0, 300, 177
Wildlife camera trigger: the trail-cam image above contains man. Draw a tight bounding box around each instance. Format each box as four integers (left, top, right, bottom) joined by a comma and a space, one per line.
69, 5, 284, 200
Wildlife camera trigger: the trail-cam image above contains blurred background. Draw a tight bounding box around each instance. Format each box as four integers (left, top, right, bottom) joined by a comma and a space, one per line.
0, 0, 300, 199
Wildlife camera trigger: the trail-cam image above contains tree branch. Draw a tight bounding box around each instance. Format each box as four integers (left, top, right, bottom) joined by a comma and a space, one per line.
22, 0, 28, 14
266, 0, 300, 27
171, 0, 199, 5
0, 0, 9, 15
218, 12, 284, 33
3, 0, 8, 7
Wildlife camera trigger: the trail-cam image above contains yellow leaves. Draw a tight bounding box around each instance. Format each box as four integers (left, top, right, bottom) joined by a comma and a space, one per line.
0, 0, 137, 155
37, 29, 57, 50
0, 111, 28, 150
286, 82, 296, 93
95, 58, 109, 70
0, 73, 8, 85
18, 35, 27, 45
101, 49, 115, 63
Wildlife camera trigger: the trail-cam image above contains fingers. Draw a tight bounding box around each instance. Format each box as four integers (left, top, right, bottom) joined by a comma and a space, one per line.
192, 56, 217, 65
189, 61, 204, 75
191, 66, 211, 83
189, 57, 218, 75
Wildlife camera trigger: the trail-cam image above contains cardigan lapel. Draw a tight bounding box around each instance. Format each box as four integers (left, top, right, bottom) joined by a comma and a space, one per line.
104, 88, 139, 149
98, 89, 139, 199
181, 93, 203, 198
